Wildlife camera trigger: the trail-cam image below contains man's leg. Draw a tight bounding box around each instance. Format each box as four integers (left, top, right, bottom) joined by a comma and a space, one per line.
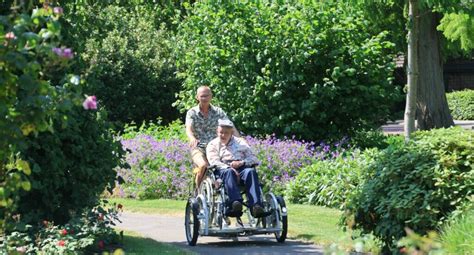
218, 168, 243, 209
191, 148, 208, 188
239, 167, 264, 215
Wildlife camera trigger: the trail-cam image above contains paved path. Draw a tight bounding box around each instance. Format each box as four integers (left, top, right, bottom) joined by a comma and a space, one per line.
381, 119, 474, 134
116, 212, 324, 255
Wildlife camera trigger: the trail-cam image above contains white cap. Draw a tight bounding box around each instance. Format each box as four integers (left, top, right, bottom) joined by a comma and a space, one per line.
218, 119, 234, 128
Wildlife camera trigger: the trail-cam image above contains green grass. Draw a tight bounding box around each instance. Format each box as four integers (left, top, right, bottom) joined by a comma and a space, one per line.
440, 209, 474, 254
287, 203, 352, 247
118, 230, 195, 255
108, 198, 361, 249
107, 198, 186, 216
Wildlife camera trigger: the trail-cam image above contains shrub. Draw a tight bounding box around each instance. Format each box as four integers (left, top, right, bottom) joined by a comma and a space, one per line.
343, 127, 474, 252
350, 129, 404, 150
17, 108, 124, 225
0, 5, 84, 231
2, 202, 122, 254
174, 2, 400, 140
121, 119, 187, 141
286, 149, 377, 208
446, 89, 474, 120
63, 4, 180, 126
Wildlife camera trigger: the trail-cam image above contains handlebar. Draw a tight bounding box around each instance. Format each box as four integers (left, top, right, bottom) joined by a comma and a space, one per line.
197, 142, 207, 149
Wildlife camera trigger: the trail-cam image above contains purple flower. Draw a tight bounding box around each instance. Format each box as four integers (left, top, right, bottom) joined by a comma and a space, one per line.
62, 48, 74, 59
52, 47, 62, 55
52, 47, 74, 59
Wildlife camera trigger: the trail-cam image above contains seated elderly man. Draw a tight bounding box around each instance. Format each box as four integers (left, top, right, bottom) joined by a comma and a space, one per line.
206, 119, 265, 218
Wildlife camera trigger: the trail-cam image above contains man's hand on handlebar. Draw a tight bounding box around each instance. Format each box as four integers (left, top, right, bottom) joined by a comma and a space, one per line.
230, 160, 244, 169
229, 160, 244, 178
189, 138, 199, 148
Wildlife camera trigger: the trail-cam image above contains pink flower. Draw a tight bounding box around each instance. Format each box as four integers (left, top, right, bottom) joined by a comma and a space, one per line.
16, 246, 27, 254
53, 7, 63, 15
5, 32, 16, 40
82, 96, 97, 110
98, 240, 105, 249
61, 229, 68, 235
58, 240, 66, 246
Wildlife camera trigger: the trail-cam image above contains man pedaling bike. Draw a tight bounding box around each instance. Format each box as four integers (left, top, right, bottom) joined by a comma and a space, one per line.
185, 86, 240, 191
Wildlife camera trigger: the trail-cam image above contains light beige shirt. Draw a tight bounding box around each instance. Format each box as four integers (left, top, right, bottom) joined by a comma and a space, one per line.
206, 136, 259, 169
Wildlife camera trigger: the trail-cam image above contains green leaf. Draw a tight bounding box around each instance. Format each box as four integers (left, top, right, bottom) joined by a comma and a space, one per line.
21, 181, 31, 191
17, 159, 31, 175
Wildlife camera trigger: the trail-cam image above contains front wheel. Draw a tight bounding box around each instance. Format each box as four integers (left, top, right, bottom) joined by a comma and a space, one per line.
185, 197, 200, 246
275, 196, 288, 243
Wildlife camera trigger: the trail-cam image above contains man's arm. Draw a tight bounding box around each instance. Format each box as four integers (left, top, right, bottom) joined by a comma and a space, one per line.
239, 139, 259, 167
185, 110, 199, 148
206, 141, 229, 169
185, 124, 199, 148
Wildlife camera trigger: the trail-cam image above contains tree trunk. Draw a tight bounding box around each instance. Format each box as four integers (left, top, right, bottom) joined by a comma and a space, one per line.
416, 10, 454, 130
404, 0, 419, 140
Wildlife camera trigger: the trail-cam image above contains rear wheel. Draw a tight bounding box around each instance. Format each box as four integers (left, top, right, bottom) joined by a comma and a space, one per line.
185, 197, 199, 246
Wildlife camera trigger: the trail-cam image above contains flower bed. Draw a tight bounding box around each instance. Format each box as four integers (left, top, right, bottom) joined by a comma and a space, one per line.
116, 134, 348, 199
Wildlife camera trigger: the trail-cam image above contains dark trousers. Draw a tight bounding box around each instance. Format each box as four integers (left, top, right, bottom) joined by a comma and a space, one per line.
216, 167, 263, 209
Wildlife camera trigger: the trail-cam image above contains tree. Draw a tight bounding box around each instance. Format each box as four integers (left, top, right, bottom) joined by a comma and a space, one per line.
407, 1, 473, 138
357, 0, 472, 139
404, 0, 419, 139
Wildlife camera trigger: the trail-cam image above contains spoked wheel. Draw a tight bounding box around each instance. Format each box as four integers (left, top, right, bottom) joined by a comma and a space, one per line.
185, 197, 200, 246
201, 177, 215, 226
275, 196, 288, 243
265, 194, 288, 243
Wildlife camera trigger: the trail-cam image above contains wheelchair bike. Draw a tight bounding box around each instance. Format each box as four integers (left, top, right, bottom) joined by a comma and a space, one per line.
184, 165, 288, 246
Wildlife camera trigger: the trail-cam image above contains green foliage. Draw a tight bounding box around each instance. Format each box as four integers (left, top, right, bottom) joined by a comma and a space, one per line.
438, 13, 474, 52
343, 127, 474, 252
350, 129, 403, 150
174, 2, 399, 140
286, 149, 376, 208
397, 229, 443, 255
446, 89, 474, 120
16, 108, 124, 225
121, 119, 187, 141
440, 207, 474, 254
0, 5, 83, 231
62, 4, 180, 126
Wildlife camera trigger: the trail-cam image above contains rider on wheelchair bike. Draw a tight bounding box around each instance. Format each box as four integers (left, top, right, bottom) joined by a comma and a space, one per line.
206, 119, 266, 218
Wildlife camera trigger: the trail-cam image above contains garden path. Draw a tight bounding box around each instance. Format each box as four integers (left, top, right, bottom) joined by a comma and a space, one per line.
381, 119, 474, 134
116, 212, 324, 255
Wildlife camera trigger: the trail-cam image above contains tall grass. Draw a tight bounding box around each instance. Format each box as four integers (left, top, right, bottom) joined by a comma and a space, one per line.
440, 209, 474, 254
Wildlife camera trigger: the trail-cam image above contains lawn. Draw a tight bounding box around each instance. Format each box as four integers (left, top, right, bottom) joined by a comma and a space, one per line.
114, 230, 195, 255
108, 198, 359, 249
